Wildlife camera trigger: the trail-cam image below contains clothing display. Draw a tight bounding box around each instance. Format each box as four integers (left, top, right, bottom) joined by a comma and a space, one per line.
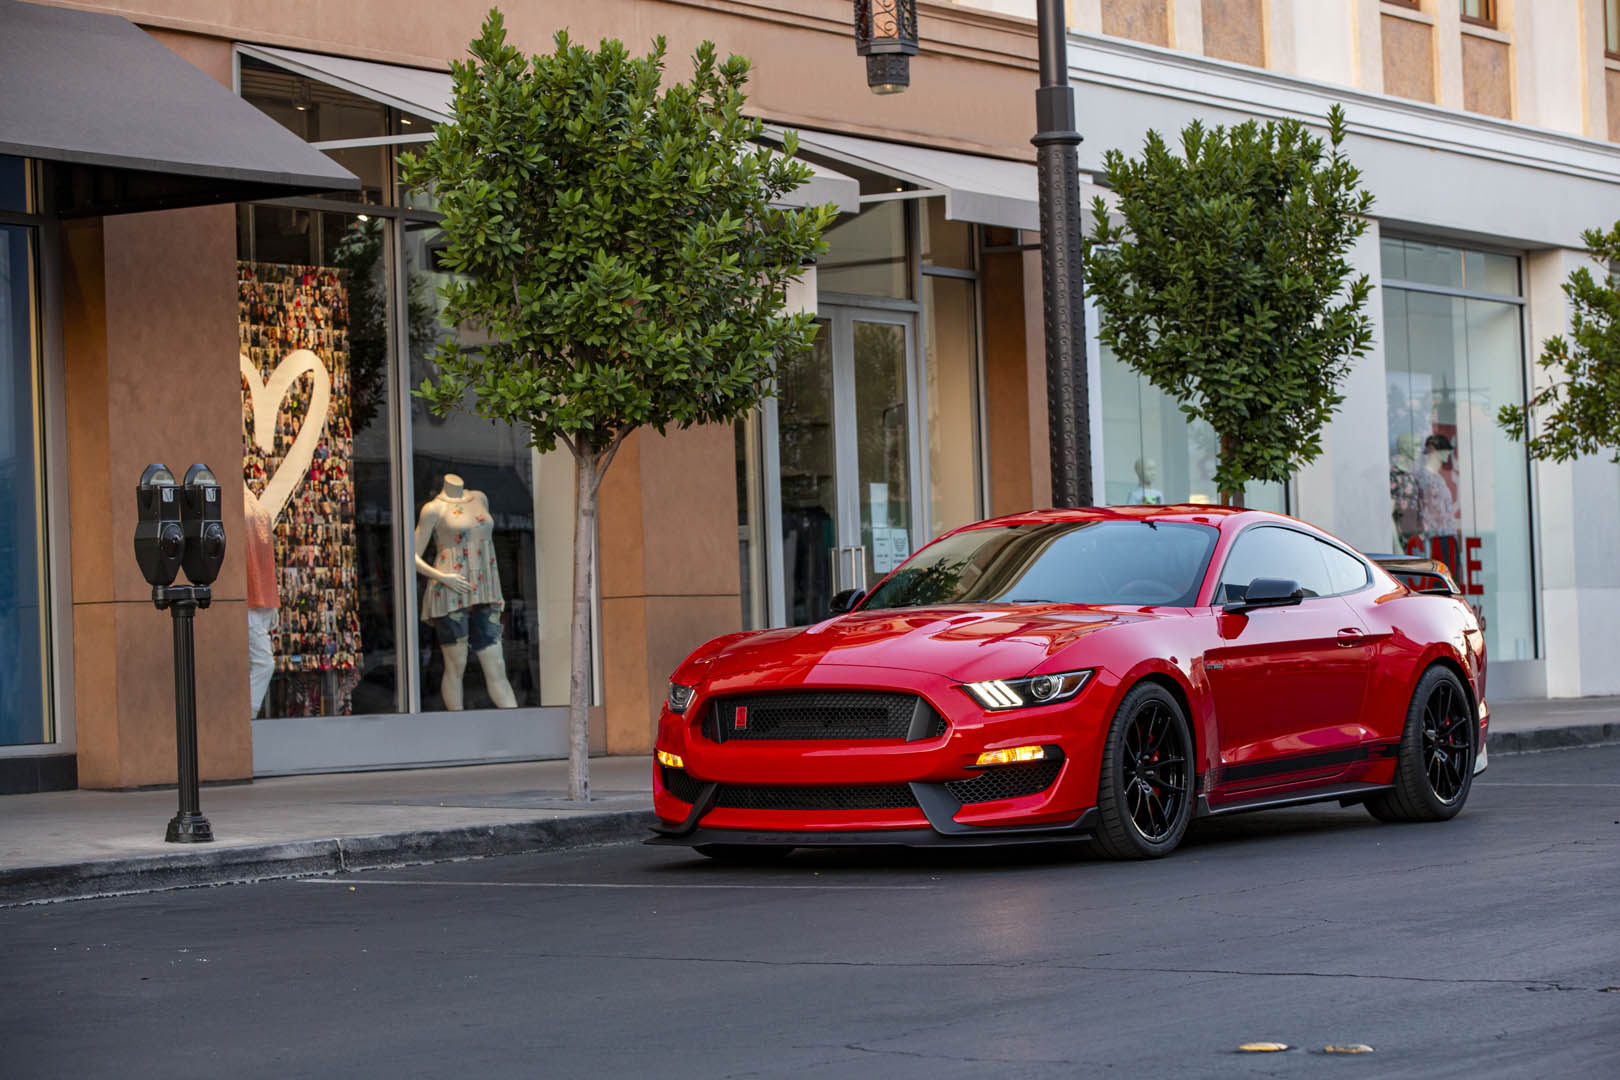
239, 259, 363, 716
414, 476, 516, 710
418, 490, 504, 619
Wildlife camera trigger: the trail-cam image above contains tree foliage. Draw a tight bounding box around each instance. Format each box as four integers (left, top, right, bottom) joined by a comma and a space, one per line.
1082, 105, 1374, 503
399, 10, 831, 799
400, 11, 832, 472
1498, 222, 1620, 463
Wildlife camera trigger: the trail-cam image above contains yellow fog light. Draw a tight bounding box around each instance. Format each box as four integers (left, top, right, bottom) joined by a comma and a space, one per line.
974, 745, 1047, 767
656, 749, 685, 769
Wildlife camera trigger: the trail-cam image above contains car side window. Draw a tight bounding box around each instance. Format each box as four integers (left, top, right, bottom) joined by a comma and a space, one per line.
1216, 527, 1336, 604
1319, 541, 1370, 595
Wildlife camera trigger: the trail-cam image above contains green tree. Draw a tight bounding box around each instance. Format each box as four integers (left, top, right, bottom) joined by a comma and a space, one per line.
401, 10, 832, 799
1498, 222, 1620, 463
1083, 105, 1374, 505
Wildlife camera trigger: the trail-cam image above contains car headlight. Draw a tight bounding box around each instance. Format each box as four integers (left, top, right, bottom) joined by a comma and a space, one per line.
667, 682, 696, 714
962, 670, 1093, 711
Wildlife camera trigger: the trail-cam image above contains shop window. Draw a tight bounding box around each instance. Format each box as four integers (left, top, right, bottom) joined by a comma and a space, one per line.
238, 207, 402, 718
1099, 342, 1285, 511
405, 220, 576, 711
1, 156, 27, 213
239, 57, 389, 205
0, 215, 49, 746
1383, 236, 1534, 660
920, 200, 973, 271
818, 201, 910, 298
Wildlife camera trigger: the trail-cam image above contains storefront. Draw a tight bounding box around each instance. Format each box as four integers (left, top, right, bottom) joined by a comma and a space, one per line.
5, 1, 1619, 795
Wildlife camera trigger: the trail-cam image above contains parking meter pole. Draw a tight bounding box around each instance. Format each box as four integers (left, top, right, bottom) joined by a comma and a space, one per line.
159, 586, 213, 843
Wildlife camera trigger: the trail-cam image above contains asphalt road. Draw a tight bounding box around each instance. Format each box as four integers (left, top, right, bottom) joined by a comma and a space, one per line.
4, 745, 1617, 1080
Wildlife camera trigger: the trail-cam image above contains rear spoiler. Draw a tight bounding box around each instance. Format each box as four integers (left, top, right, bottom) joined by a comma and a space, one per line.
1365, 554, 1462, 597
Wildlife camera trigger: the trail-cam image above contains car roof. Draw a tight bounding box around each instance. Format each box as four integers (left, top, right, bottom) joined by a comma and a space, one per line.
961, 505, 1267, 532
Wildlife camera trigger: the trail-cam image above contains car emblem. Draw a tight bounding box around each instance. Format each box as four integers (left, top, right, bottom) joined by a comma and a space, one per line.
734, 705, 748, 730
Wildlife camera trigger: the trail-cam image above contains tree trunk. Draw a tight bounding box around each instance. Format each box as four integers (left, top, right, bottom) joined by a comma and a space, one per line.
1218, 433, 1246, 508
567, 450, 597, 802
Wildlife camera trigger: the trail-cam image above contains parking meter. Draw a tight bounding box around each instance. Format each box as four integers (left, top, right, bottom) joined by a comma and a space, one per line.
134, 464, 184, 588
180, 463, 226, 587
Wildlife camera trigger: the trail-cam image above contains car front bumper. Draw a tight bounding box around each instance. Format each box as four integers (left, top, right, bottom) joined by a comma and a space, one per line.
650, 663, 1115, 842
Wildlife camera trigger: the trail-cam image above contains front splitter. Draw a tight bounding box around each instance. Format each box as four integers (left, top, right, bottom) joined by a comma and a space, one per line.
647, 808, 1097, 850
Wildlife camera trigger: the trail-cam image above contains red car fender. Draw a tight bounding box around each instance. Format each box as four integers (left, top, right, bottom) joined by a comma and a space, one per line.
1098, 655, 1213, 781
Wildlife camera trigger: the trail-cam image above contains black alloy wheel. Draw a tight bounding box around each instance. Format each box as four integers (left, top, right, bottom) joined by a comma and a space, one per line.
1091, 682, 1194, 859
1367, 665, 1475, 823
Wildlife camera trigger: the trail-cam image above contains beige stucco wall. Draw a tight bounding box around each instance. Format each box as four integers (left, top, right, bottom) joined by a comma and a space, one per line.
1381, 11, 1436, 104
1101, 0, 1170, 46
1200, 0, 1264, 67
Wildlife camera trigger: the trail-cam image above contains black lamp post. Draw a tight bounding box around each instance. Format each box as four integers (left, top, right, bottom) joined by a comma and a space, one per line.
1031, 0, 1092, 507
853, 0, 919, 94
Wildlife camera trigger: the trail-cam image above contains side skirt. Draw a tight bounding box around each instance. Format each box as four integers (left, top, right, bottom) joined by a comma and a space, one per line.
1196, 782, 1392, 819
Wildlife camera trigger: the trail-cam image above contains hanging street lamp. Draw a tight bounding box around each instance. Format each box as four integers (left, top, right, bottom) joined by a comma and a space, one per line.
853, 0, 919, 94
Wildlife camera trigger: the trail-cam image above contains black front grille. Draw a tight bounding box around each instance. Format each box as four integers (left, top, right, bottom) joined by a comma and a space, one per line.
707, 691, 946, 742
660, 765, 707, 804
946, 760, 1063, 804
713, 783, 918, 812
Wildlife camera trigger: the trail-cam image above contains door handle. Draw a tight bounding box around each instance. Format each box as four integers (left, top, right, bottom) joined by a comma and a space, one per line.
1336, 628, 1365, 647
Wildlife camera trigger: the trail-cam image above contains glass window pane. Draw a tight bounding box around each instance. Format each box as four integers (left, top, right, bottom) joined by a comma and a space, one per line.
1100, 342, 1283, 510
1389, 239, 1465, 289
1384, 255, 1534, 660
239, 57, 388, 204
777, 325, 837, 626
1320, 541, 1371, 594
404, 219, 568, 710
920, 198, 973, 270
818, 202, 909, 298
735, 416, 767, 630
852, 321, 914, 586
1609, 0, 1619, 53
1463, 249, 1520, 297
922, 275, 980, 537
239, 210, 400, 718
0, 156, 27, 213
0, 225, 48, 745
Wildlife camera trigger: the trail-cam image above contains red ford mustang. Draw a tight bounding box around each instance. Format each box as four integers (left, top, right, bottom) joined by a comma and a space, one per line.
649, 506, 1487, 860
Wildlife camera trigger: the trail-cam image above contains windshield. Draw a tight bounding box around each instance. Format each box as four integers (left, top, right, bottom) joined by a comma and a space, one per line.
861, 520, 1218, 610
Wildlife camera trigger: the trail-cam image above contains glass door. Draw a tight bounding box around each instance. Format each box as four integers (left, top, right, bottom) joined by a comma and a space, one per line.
770, 305, 921, 626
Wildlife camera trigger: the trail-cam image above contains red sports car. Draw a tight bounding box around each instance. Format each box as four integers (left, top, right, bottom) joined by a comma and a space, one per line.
649, 506, 1487, 860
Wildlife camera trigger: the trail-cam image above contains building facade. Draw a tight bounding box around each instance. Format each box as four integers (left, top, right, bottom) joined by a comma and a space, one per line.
2, 0, 1617, 793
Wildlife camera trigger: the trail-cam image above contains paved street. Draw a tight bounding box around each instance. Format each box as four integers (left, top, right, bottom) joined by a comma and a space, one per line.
5, 745, 1617, 1079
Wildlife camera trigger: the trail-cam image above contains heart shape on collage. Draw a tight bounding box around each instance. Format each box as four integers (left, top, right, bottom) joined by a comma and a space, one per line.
241, 348, 332, 526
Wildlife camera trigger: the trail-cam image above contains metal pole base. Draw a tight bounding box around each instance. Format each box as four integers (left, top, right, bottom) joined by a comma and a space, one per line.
165, 812, 214, 843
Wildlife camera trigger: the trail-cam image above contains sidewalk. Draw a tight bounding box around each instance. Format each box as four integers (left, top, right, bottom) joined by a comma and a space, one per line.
0, 756, 655, 906
3, 698, 1617, 906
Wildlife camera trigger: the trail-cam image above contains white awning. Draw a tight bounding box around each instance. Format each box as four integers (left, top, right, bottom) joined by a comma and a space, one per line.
766, 126, 1042, 232
235, 45, 859, 213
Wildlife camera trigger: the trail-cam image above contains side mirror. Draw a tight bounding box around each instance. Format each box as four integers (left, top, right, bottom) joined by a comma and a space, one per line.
1223, 577, 1306, 614
828, 588, 867, 617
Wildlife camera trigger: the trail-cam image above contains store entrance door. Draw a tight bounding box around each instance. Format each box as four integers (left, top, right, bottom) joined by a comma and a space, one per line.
770, 305, 921, 626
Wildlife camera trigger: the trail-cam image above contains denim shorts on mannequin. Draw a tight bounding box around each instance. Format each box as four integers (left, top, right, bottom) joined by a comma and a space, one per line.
434, 603, 503, 650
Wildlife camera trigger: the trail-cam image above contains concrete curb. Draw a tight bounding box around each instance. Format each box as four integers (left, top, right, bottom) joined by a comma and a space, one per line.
0, 808, 655, 907
1487, 721, 1620, 756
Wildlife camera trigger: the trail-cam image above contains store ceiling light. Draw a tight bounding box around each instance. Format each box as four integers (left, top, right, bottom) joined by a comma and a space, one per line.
853, 0, 918, 95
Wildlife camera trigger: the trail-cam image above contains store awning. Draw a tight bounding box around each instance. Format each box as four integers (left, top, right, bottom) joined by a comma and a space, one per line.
0, 0, 358, 215
765, 126, 1042, 232
239, 44, 455, 125
239, 44, 860, 214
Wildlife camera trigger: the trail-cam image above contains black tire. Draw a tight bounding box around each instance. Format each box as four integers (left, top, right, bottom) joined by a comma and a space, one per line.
1089, 682, 1195, 859
692, 844, 794, 862
1366, 665, 1475, 823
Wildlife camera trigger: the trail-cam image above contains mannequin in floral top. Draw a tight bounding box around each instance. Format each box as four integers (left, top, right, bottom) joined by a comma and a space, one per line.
414, 473, 517, 709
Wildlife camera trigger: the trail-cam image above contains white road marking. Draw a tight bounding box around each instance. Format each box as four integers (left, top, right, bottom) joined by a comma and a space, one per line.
296, 878, 936, 891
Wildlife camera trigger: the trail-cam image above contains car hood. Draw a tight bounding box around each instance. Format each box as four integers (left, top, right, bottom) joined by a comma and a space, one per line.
702, 604, 1164, 683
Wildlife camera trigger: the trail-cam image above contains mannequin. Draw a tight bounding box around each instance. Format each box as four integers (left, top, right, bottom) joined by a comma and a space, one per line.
414, 474, 518, 709
1127, 458, 1164, 505
244, 487, 280, 716
1417, 434, 1458, 532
